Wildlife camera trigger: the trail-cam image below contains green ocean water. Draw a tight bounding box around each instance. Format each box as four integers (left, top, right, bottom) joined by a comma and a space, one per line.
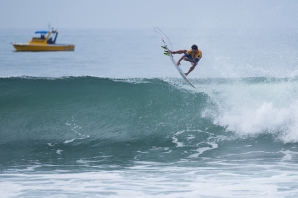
1, 76, 298, 166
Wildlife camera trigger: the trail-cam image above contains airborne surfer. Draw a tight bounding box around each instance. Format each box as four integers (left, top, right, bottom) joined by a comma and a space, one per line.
166, 44, 202, 76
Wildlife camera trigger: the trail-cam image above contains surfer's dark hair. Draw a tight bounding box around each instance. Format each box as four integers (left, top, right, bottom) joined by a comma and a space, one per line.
191, 45, 198, 50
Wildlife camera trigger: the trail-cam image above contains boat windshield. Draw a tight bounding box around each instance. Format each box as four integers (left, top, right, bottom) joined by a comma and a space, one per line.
47, 32, 58, 44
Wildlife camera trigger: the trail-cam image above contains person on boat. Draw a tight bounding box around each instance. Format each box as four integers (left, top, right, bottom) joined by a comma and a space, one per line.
169, 44, 202, 76
47, 37, 54, 44
40, 34, 45, 39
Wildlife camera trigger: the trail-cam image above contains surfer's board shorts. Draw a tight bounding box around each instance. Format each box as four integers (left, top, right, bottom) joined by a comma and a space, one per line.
184, 53, 200, 63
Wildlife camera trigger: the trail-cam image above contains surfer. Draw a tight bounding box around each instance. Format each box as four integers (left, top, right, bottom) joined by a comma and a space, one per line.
169, 45, 202, 76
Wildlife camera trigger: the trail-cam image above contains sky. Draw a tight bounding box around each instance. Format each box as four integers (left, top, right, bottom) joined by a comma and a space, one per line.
1, 0, 298, 29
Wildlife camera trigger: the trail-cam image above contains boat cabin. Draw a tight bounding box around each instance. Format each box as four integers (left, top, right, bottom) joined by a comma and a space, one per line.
30, 30, 58, 45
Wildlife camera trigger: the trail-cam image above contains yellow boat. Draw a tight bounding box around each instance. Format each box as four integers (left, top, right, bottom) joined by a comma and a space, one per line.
12, 30, 75, 52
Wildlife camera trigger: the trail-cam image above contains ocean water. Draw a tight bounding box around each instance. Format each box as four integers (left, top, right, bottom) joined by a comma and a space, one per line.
1, 28, 298, 197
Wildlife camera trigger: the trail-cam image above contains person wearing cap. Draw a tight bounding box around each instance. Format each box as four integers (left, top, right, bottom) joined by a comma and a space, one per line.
170, 44, 202, 76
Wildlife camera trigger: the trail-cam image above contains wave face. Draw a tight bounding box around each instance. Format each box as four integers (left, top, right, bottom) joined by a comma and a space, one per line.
1, 76, 298, 168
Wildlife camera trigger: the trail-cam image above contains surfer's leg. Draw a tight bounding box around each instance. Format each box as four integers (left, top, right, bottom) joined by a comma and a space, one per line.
172, 50, 187, 54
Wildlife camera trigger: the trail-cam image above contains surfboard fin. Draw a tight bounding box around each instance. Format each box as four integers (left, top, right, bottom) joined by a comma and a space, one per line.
164, 51, 170, 56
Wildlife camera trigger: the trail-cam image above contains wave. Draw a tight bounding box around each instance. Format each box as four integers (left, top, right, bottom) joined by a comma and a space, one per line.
1, 76, 298, 151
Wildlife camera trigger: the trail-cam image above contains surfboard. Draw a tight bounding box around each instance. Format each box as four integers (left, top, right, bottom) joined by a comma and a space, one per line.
162, 45, 196, 89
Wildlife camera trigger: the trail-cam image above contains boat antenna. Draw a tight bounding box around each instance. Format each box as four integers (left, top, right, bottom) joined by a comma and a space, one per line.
48, 23, 51, 31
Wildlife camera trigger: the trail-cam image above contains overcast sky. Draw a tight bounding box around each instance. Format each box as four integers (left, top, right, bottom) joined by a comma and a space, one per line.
1, 0, 298, 29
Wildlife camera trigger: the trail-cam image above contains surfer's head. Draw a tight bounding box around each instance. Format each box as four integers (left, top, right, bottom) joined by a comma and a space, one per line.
191, 45, 198, 50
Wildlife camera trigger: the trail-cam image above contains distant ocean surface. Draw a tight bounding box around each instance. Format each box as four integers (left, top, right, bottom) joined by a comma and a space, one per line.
1, 28, 298, 197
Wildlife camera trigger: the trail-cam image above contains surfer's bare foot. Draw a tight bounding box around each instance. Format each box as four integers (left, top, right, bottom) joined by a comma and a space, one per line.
185, 73, 189, 76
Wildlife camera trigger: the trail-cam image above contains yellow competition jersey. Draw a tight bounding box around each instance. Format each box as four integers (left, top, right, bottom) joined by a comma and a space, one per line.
186, 49, 202, 60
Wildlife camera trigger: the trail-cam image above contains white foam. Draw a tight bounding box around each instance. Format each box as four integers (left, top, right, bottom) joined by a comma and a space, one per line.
56, 149, 63, 155
64, 139, 76, 144
203, 79, 298, 142
217, 102, 291, 135
279, 149, 298, 161
188, 143, 218, 158
2, 163, 298, 198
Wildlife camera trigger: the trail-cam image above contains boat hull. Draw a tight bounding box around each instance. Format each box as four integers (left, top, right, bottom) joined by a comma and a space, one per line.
13, 44, 75, 52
